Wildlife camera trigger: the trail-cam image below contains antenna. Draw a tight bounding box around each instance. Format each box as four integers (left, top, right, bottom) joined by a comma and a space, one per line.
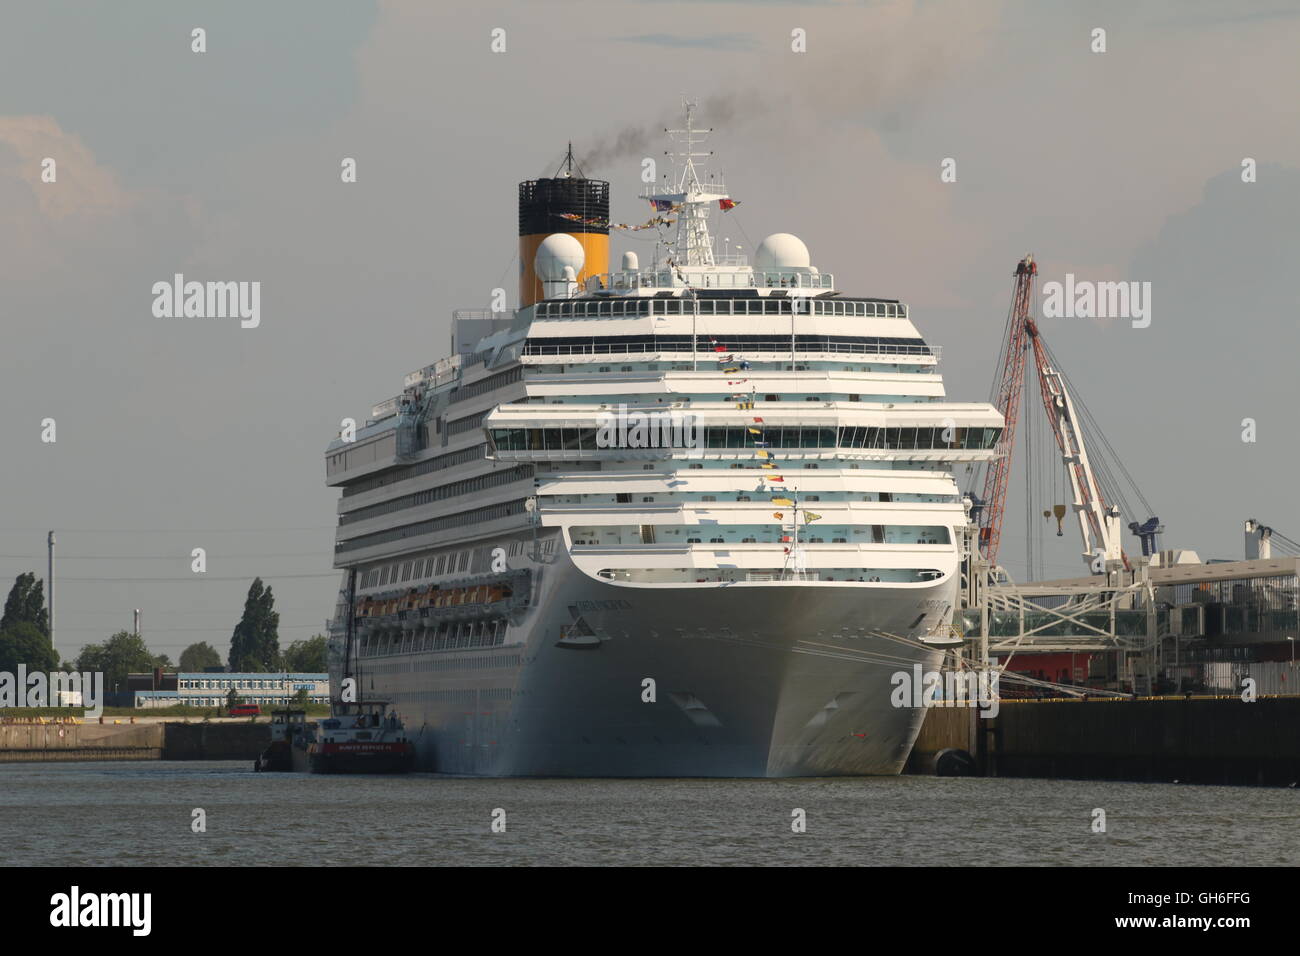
551, 142, 585, 180
643, 98, 730, 269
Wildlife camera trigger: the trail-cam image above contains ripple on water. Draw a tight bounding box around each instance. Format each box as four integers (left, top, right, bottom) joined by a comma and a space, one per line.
0, 761, 1296, 866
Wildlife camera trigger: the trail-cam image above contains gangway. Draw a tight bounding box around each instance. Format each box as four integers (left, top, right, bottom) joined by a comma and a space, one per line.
961, 569, 1156, 654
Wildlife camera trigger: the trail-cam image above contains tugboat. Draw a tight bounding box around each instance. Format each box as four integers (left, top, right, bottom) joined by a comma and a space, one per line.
307, 699, 415, 774
254, 708, 314, 772
309, 567, 420, 773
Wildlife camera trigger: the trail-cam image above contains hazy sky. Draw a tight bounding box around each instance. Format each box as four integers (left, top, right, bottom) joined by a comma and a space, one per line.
2, 0, 1297, 663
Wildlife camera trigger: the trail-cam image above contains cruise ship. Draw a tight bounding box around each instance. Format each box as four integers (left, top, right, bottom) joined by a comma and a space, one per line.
323, 106, 1003, 777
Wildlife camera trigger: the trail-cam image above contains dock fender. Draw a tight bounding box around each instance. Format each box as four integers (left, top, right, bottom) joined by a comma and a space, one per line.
934, 748, 978, 777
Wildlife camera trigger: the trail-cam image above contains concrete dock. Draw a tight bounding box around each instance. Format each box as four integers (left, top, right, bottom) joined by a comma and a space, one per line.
0, 720, 269, 762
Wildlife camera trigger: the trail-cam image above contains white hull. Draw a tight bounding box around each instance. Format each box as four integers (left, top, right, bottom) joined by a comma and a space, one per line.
346, 546, 950, 777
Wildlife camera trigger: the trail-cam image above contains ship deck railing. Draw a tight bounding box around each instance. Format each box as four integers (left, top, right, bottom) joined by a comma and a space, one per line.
585, 271, 834, 292
521, 343, 939, 361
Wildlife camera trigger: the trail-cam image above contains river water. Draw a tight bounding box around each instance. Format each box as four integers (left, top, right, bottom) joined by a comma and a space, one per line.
3, 761, 1296, 866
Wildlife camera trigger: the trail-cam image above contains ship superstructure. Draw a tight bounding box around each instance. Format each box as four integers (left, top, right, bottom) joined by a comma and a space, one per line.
323, 104, 1003, 776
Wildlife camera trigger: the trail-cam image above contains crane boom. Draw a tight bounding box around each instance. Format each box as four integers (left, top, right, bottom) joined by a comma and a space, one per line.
1028, 321, 1128, 571
976, 254, 1037, 565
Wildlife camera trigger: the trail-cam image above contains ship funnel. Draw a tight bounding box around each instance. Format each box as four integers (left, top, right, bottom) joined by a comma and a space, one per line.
518, 169, 609, 307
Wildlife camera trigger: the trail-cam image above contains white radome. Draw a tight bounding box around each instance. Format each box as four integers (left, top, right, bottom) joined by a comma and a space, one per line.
535, 233, 586, 280
754, 233, 811, 272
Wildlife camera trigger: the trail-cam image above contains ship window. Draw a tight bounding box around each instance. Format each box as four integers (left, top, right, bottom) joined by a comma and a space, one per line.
701, 495, 716, 502
688, 463, 703, 469
458, 552, 469, 572
642, 496, 655, 503
435, 555, 446, 574
765, 395, 779, 402
616, 493, 632, 503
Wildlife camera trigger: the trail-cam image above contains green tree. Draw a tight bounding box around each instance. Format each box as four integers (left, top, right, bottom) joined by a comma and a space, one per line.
291, 686, 311, 708
228, 578, 281, 672
74, 631, 161, 694
1, 572, 49, 637
225, 687, 245, 710
179, 641, 222, 672
283, 634, 328, 672
0, 621, 59, 675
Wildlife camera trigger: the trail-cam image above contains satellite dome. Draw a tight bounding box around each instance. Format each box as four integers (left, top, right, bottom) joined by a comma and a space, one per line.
535, 233, 585, 281
754, 233, 811, 272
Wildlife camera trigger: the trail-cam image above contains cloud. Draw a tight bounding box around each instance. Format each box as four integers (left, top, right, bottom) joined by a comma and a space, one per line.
618, 32, 756, 50
0, 115, 206, 283
0, 115, 131, 220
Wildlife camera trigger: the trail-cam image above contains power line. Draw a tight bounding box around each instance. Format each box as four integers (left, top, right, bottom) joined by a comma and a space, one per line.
53, 623, 323, 632
53, 573, 341, 583
0, 526, 335, 534
0, 553, 332, 561
55, 607, 329, 617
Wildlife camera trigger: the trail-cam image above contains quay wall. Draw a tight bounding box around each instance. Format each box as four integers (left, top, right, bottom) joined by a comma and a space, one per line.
0, 722, 162, 761
908, 696, 1300, 787
0, 721, 269, 762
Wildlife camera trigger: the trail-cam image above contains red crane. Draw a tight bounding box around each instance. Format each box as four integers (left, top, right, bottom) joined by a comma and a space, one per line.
975, 254, 1037, 566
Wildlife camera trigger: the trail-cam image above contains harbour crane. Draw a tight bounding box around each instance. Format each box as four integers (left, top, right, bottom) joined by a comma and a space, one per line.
973, 254, 1157, 575
972, 255, 1036, 569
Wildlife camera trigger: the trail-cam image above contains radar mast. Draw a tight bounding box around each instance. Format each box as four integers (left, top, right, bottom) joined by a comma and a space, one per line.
642, 99, 731, 268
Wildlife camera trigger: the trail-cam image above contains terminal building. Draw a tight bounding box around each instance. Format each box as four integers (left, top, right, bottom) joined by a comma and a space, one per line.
129, 672, 330, 709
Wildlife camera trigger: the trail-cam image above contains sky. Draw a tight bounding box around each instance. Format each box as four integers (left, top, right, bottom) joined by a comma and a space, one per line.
1, 0, 1297, 663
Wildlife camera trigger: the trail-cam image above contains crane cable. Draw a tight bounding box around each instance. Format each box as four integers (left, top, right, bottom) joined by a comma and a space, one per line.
1268, 530, 1300, 555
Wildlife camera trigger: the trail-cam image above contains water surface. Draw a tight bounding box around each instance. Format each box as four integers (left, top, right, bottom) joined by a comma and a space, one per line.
2, 761, 1295, 866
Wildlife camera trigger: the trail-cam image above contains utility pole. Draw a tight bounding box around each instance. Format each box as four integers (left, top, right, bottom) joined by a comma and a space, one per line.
47, 531, 55, 649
